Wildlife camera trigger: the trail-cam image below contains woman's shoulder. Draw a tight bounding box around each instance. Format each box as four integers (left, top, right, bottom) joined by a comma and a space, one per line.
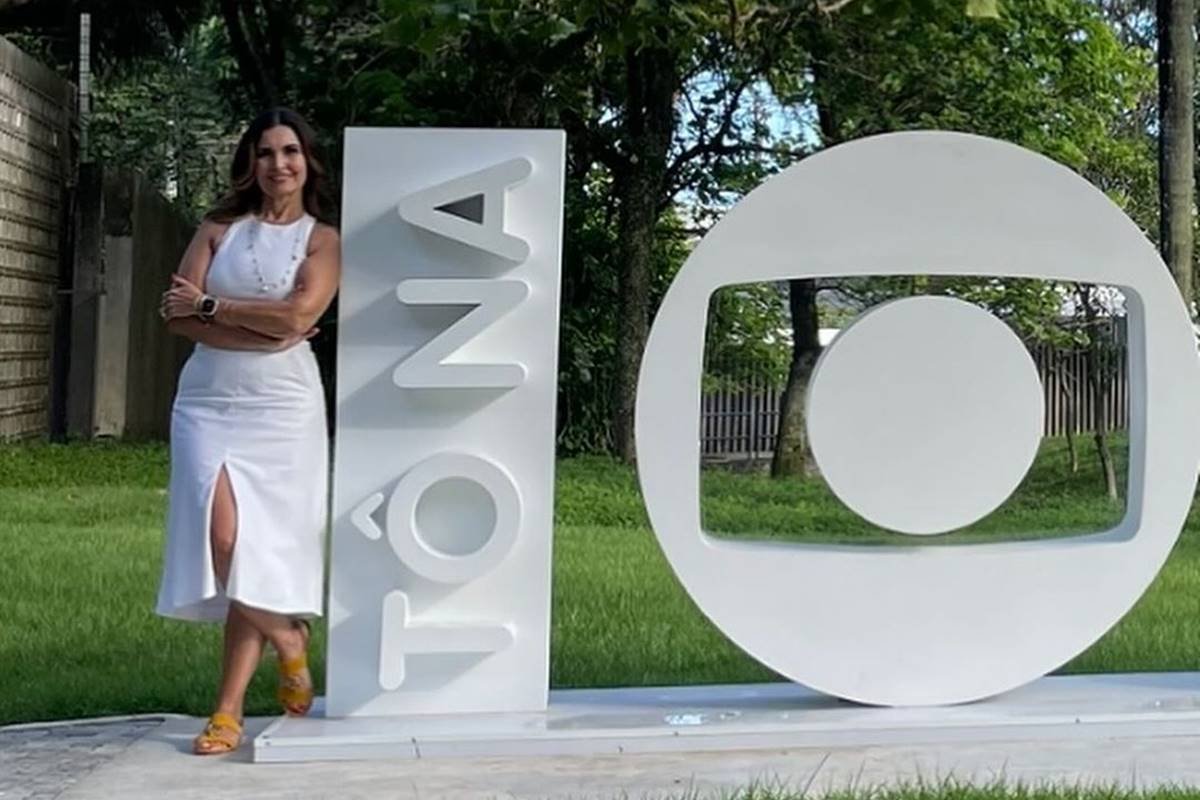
198, 216, 246, 253
196, 217, 231, 235
310, 220, 340, 246
194, 218, 228, 246
198, 214, 255, 235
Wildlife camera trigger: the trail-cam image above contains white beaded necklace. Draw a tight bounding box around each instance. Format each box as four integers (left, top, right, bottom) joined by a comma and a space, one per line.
247, 214, 307, 293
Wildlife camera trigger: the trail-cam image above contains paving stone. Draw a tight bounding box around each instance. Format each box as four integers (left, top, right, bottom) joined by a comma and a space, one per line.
0, 719, 161, 800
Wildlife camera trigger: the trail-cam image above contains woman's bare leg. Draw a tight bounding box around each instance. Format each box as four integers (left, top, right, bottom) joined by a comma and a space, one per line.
207, 467, 265, 720
212, 605, 265, 719
208, 466, 310, 705
210, 466, 237, 589
234, 603, 312, 716
234, 604, 310, 664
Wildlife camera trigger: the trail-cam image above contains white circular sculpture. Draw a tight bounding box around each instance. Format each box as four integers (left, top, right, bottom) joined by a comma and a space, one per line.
807, 296, 1044, 535
635, 131, 1200, 706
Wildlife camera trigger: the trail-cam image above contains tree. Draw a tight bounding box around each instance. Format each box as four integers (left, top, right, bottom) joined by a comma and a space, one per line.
770, 279, 822, 476
215, 0, 329, 110
85, 0, 1156, 478
768, 0, 1155, 481
88, 17, 240, 220
0, 0, 207, 69
346, 1, 812, 459
1156, 0, 1194, 306
560, 3, 811, 463
1074, 284, 1122, 499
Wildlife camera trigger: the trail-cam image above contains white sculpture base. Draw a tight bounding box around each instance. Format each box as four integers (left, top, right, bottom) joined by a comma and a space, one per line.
253, 672, 1200, 763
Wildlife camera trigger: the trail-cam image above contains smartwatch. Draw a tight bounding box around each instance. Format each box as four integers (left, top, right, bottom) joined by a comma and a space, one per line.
197, 294, 219, 323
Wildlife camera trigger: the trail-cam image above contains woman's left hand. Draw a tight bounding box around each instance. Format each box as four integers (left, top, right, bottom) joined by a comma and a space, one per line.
161, 274, 204, 320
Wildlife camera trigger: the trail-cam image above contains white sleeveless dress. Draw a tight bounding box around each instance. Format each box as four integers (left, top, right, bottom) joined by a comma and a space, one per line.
156, 214, 328, 622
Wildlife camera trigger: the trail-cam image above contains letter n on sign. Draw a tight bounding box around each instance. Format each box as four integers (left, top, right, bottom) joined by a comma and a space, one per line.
327, 129, 565, 717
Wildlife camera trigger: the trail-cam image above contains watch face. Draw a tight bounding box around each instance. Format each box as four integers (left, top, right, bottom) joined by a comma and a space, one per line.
200, 297, 216, 315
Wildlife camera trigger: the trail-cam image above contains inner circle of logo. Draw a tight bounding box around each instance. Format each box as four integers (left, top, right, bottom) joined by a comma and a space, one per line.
806, 295, 1044, 536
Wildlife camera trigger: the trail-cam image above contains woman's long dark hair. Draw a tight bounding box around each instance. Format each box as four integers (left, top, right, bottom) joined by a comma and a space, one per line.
206, 108, 329, 223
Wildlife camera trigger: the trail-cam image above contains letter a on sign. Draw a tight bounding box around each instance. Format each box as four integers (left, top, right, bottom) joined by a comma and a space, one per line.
397, 158, 533, 263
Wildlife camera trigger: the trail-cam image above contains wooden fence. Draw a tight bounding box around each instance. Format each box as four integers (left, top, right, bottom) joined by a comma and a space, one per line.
0, 37, 75, 441
701, 339, 1131, 459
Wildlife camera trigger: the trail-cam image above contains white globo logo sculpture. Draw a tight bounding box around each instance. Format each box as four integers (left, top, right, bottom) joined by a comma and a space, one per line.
637, 130, 1200, 705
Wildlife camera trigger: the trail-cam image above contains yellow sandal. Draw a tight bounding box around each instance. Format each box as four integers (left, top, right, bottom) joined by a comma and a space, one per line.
193, 712, 243, 755
277, 619, 313, 717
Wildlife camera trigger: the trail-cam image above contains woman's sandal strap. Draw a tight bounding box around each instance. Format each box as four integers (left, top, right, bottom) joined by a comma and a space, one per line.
194, 714, 243, 754
209, 712, 241, 731
278, 618, 314, 715
280, 654, 307, 675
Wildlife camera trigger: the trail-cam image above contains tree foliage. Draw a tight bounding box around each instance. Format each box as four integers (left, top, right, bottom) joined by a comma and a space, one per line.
0, 0, 207, 70
88, 18, 240, 220
1, 0, 1166, 470
328, 0, 819, 456
764, 0, 1157, 478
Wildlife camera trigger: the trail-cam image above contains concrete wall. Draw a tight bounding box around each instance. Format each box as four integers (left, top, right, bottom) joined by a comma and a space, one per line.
68, 165, 193, 439
0, 36, 75, 441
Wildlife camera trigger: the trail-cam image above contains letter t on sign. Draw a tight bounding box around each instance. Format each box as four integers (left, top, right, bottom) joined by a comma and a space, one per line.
327, 129, 565, 718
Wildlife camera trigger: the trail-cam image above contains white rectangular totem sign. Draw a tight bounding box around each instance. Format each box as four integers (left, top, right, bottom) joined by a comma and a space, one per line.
327, 129, 565, 717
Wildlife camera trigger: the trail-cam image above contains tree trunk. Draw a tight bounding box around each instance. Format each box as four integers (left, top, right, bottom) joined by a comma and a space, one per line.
611, 45, 677, 463
772, 15, 834, 478
1157, 0, 1195, 306
1093, 429, 1118, 500
1079, 286, 1119, 500
219, 0, 280, 108
1058, 358, 1079, 473
1065, 424, 1079, 473
771, 279, 822, 477
1089, 348, 1118, 500
612, 170, 657, 463
1064, 392, 1079, 473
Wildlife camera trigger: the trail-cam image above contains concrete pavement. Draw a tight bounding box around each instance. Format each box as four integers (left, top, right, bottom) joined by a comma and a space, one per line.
6, 715, 1200, 799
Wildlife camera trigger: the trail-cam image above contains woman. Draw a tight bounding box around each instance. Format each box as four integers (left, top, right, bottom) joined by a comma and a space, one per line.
156, 108, 340, 755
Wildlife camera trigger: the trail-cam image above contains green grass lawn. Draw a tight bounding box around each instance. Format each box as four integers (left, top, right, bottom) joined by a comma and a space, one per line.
2, 436, 1200, 725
